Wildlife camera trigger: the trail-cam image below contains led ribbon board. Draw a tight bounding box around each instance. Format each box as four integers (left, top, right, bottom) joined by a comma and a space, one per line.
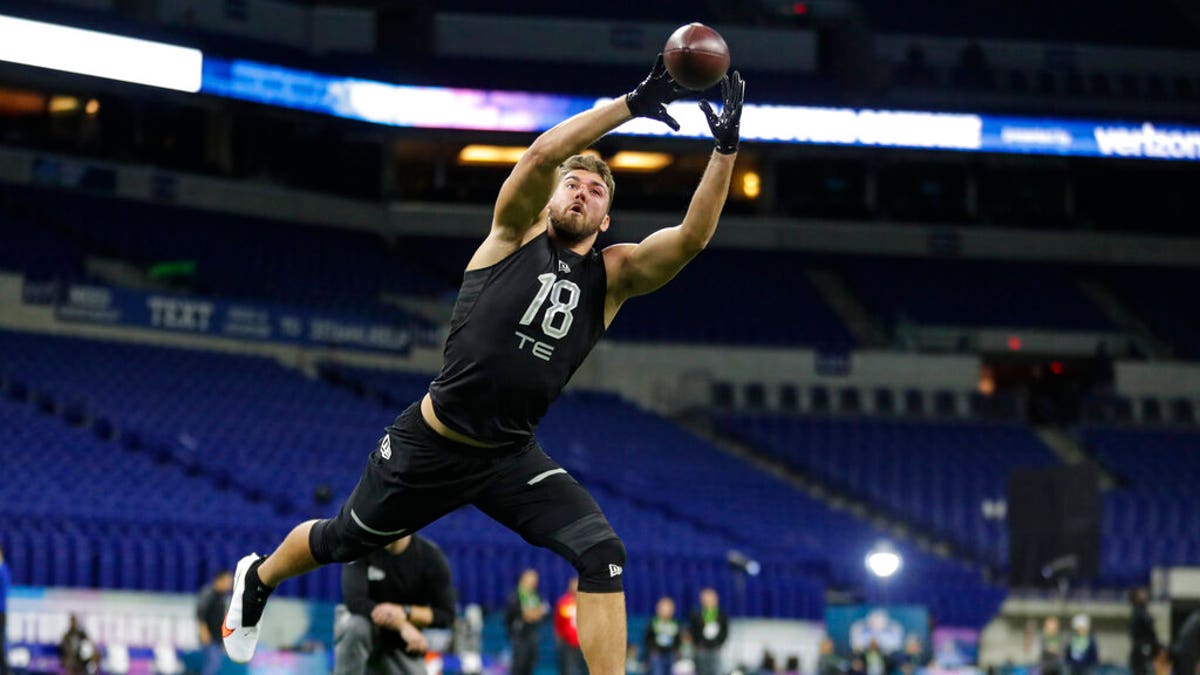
202, 58, 1200, 161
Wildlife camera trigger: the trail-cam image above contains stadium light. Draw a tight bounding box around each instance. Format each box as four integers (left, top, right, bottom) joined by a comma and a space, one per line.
0, 14, 202, 92
865, 541, 902, 578
726, 549, 761, 577
741, 170, 762, 199
608, 151, 672, 172
457, 145, 528, 166
458, 145, 603, 167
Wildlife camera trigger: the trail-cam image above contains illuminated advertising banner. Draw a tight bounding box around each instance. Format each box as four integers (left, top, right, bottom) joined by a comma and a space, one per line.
200, 57, 1200, 161
42, 282, 435, 353
0, 14, 1195, 161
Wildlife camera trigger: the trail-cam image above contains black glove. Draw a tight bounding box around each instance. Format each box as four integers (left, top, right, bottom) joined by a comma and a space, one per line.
699, 71, 745, 154
625, 54, 691, 131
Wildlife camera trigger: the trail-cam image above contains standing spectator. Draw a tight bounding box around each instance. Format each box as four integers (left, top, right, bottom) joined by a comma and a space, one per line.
1041, 616, 1065, 675
505, 569, 547, 675
1130, 588, 1160, 675
0, 545, 9, 675
756, 650, 778, 675
817, 638, 844, 675
896, 635, 927, 675
196, 570, 234, 675
1066, 614, 1098, 675
689, 588, 729, 675
644, 597, 681, 675
59, 614, 99, 675
862, 640, 888, 675
335, 534, 455, 675
554, 578, 587, 675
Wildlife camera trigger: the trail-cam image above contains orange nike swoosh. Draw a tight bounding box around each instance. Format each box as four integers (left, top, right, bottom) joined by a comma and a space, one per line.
222, 619, 235, 639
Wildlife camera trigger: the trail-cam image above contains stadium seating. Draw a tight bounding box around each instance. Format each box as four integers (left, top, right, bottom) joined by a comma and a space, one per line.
604, 249, 856, 349
714, 414, 1060, 564
840, 257, 1114, 332
2, 187, 448, 317
0, 190, 85, 281
1098, 266, 1200, 360
0, 331, 829, 617
1081, 426, 1200, 585
858, 0, 1195, 47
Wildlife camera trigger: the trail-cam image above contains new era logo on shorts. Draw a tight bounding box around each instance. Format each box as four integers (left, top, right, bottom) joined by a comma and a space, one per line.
609, 564, 623, 577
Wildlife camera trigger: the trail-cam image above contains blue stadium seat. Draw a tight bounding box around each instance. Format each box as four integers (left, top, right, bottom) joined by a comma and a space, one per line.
904, 389, 925, 417
810, 386, 831, 414
778, 384, 800, 412
839, 387, 862, 414
874, 388, 896, 415
715, 413, 1059, 565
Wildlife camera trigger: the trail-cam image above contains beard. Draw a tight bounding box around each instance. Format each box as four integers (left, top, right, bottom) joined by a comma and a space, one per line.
547, 203, 600, 245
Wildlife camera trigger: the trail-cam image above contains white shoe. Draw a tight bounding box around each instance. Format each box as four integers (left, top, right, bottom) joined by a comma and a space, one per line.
222, 553, 265, 664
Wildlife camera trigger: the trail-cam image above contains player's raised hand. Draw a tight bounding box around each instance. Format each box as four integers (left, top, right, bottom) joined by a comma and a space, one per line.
699, 71, 745, 154
625, 54, 692, 131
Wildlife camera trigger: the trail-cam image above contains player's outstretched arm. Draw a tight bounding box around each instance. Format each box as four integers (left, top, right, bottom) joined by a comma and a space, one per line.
490, 56, 691, 241
605, 72, 745, 304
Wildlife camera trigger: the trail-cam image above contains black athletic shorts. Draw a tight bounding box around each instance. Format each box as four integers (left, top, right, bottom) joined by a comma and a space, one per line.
320, 402, 611, 559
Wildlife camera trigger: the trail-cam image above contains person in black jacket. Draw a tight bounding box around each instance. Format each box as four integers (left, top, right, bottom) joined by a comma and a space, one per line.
335, 535, 455, 675
196, 570, 234, 675
688, 588, 729, 675
506, 569, 549, 675
645, 597, 682, 675
1130, 588, 1160, 675
1066, 614, 1099, 675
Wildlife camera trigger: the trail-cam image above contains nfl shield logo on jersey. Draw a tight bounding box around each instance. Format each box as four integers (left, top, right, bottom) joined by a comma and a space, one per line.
379, 435, 392, 460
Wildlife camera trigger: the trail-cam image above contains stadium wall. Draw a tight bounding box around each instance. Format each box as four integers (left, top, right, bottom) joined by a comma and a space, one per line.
1116, 361, 1200, 399
575, 342, 982, 414
157, 0, 376, 54
434, 14, 817, 71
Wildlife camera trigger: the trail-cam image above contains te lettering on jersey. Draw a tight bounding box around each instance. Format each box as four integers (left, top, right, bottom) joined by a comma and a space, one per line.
514, 331, 555, 362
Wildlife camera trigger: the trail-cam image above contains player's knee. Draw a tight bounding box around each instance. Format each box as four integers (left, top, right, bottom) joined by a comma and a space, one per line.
574, 537, 626, 593
309, 518, 374, 565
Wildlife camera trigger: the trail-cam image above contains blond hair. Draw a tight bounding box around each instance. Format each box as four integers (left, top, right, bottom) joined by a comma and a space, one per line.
556, 155, 615, 212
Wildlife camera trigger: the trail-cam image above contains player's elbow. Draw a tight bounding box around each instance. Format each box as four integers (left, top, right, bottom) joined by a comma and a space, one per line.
680, 231, 711, 257
521, 143, 559, 170
678, 218, 716, 255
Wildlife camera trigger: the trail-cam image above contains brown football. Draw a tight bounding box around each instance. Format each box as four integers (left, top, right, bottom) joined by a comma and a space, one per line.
663, 23, 730, 91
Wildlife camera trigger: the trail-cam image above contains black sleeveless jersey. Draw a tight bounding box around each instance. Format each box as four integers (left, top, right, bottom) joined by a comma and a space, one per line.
427, 231, 608, 444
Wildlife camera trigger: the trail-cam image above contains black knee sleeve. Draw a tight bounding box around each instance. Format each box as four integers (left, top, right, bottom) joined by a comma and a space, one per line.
537, 511, 626, 593
309, 517, 377, 565
574, 537, 627, 593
